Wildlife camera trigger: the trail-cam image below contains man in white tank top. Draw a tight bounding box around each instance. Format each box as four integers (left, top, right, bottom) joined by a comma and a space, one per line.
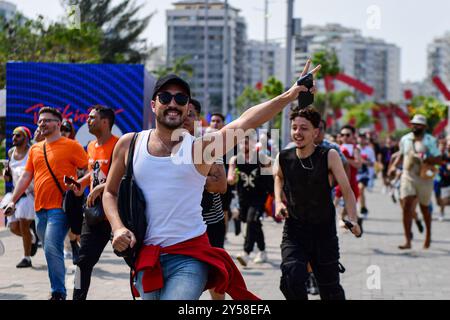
1, 126, 38, 268
104, 60, 321, 300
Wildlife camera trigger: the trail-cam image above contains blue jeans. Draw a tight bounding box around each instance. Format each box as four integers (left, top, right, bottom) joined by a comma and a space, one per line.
135, 254, 209, 300
36, 209, 69, 297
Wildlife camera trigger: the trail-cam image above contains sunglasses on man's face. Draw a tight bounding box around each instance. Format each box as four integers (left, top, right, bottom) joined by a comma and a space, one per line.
341, 133, 352, 137
157, 92, 189, 106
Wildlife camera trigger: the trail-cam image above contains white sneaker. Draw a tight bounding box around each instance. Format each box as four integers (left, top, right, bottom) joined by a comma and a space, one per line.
338, 220, 346, 229
438, 215, 444, 222
236, 252, 250, 267
253, 251, 267, 264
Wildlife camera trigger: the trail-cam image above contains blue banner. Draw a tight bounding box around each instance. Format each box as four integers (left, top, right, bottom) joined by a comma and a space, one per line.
6, 62, 154, 150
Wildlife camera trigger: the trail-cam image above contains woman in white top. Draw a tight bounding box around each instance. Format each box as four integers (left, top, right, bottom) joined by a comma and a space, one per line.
1, 127, 37, 268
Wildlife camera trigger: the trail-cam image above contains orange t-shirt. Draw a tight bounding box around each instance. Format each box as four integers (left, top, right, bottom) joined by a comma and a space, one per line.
25, 137, 89, 211
87, 135, 119, 189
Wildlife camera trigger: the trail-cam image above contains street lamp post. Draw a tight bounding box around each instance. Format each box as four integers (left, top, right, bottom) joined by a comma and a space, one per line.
204, 0, 210, 115
281, 0, 294, 148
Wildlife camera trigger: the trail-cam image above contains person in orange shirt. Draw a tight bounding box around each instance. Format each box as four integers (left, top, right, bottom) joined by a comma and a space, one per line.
66, 105, 119, 300
4, 107, 88, 300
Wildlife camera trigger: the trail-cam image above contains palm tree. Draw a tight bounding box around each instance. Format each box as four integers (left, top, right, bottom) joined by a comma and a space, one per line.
154, 56, 194, 78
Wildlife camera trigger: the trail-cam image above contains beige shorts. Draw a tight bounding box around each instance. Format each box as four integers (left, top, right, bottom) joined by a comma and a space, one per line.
400, 176, 433, 206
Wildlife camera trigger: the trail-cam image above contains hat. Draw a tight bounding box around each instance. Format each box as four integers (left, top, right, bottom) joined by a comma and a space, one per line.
152, 74, 191, 100
13, 126, 32, 140
410, 114, 427, 126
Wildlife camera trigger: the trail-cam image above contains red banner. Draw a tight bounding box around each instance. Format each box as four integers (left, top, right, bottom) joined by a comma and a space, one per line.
335, 73, 374, 96
393, 106, 411, 126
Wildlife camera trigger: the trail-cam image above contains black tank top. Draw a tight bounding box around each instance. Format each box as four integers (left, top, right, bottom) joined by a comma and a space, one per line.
236, 155, 272, 207
279, 146, 335, 224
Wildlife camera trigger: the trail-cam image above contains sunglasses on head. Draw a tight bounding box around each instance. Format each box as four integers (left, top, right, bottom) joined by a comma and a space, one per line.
157, 92, 189, 106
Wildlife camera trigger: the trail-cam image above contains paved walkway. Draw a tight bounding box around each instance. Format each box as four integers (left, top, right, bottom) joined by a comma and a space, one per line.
1, 181, 450, 300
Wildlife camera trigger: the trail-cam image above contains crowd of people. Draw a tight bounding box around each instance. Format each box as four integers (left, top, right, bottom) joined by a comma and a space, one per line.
0, 60, 447, 301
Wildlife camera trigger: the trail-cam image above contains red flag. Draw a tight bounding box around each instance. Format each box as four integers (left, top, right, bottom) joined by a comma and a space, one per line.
335, 73, 374, 96
335, 108, 342, 119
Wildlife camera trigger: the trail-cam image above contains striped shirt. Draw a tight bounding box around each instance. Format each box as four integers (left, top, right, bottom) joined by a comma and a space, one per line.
201, 158, 225, 225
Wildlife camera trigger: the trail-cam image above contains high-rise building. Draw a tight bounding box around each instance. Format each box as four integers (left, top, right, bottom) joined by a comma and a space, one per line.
0, 0, 16, 21
167, 0, 247, 115
246, 40, 286, 88
294, 23, 401, 103
427, 32, 450, 102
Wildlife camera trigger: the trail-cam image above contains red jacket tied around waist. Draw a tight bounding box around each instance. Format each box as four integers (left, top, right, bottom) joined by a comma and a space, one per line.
133, 233, 260, 300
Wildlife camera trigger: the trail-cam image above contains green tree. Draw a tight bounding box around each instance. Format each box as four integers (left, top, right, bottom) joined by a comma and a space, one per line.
154, 56, 194, 79
311, 50, 340, 81
62, 0, 154, 63
409, 96, 447, 131
0, 13, 102, 88
263, 77, 284, 129
236, 86, 264, 115
344, 102, 375, 129
310, 50, 342, 120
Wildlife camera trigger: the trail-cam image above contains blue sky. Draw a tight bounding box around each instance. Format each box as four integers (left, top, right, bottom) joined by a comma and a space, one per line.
8, 0, 450, 82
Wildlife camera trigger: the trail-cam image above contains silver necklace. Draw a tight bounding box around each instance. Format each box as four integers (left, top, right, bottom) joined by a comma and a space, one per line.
299, 156, 314, 170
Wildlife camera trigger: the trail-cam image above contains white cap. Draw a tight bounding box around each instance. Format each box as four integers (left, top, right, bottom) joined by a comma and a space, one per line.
410, 114, 427, 126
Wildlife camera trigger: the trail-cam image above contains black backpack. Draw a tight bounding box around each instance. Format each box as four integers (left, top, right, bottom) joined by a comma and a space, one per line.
115, 133, 147, 269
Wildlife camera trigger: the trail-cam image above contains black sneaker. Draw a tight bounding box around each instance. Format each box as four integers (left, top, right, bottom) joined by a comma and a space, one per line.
360, 207, 369, 215
71, 240, 80, 265
49, 292, 66, 300
30, 223, 39, 257
16, 258, 32, 268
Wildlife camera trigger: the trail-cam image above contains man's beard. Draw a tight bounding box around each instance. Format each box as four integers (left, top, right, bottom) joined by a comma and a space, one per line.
156, 112, 185, 130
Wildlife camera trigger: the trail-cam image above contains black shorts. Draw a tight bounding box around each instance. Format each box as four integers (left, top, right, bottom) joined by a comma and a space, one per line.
206, 219, 226, 248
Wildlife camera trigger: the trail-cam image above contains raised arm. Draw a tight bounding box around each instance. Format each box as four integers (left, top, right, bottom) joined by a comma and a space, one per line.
193, 61, 321, 176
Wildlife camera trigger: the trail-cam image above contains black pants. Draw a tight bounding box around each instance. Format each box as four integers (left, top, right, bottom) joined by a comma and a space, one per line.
279, 220, 345, 300
240, 205, 265, 254
206, 219, 226, 248
73, 219, 111, 300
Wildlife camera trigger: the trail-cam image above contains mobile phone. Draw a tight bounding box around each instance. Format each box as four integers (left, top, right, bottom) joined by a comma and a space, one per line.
64, 175, 81, 189
342, 219, 363, 238
297, 73, 314, 109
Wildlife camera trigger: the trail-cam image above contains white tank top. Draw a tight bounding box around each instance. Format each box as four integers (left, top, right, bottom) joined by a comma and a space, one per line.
133, 130, 207, 247
9, 147, 34, 195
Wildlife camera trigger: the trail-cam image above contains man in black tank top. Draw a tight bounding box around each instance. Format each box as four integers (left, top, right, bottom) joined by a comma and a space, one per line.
228, 136, 273, 266
274, 107, 361, 300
